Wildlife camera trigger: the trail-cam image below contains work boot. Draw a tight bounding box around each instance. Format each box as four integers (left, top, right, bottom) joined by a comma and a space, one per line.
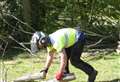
62, 72, 76, 81
88, 70, 98, 82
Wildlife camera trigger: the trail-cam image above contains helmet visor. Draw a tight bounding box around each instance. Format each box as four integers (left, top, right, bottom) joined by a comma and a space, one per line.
30, 33, 39, 53
30, 31, 45, 53
31, 42, 38, 53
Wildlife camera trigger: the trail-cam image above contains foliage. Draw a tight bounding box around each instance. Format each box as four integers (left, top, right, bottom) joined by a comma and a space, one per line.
0, 0, 120, 48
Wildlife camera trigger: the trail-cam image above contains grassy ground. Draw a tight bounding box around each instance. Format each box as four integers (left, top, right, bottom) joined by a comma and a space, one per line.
0, 50, 120, 82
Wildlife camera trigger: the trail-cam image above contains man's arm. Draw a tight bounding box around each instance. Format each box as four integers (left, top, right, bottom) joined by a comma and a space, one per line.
44, 51, 54, 69
55, 49, 67, 80
59, 49, 67, 73
40, 50, 55, 79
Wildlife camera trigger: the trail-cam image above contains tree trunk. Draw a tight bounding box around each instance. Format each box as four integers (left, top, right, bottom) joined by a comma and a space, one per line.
23, 0, 32, 25
116, 23, 120, 54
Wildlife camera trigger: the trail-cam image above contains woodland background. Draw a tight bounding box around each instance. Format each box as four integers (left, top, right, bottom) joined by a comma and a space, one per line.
0, 1, 120, 82
0, 0, 120, 50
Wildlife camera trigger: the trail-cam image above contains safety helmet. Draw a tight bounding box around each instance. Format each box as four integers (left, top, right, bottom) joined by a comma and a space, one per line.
30, 31, 47, 53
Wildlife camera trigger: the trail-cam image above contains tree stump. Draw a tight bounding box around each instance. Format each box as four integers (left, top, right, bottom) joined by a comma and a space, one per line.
116, 41, 120, 54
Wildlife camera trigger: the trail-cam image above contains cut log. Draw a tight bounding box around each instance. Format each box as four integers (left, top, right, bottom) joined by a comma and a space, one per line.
42, 79, 68, 82
14, 72, 44, 82
14, 72, 76, 82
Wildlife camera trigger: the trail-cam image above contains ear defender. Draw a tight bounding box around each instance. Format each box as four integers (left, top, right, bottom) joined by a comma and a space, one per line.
38, 37, 47, 45
41, 37, 46, 44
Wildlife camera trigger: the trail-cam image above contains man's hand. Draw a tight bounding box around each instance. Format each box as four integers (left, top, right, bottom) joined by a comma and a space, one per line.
40, 68, 48, 79
40, 68, 48, 73
55, 71, 63, 80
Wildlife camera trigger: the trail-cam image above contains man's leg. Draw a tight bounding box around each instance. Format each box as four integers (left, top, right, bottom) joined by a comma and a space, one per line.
64, 48, 71, 73
70, 42, 97, 82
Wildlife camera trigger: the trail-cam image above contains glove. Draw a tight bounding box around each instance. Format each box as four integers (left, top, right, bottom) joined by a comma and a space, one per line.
40, 68, 48, 73
40, 68, 48, 79
55, 71, 63, 80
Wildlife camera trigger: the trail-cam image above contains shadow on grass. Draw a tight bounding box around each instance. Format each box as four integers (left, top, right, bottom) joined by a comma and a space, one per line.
96, 78, 120, 82
86, 52, 120, 62
0, 49, 26, 60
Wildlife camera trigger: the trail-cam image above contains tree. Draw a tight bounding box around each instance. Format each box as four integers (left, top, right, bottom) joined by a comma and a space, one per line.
23, 0, 31, 25
0, 0, 120, 48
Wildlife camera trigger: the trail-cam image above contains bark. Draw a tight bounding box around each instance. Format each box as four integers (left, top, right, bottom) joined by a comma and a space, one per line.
22, 0, 32, 25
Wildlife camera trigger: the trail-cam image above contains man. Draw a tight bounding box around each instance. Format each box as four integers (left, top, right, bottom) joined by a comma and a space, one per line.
30, 28, 98, 82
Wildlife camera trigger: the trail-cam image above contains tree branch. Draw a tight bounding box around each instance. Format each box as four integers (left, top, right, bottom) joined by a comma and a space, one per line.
86, 35, 112, 48
5, 13, 36, 32
0, 41, 8, 82
9, 35, 34, 56
0, 4, 34, 35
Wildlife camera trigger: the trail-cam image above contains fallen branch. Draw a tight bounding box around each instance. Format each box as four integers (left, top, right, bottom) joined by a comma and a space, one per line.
0, 5, 34, 35
9, 35, 34, 56
86, 35, 112, 48
5, 13, 35, 32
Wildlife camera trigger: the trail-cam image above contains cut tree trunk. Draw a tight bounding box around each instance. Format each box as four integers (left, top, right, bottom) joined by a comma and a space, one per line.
14, 72, 76, 82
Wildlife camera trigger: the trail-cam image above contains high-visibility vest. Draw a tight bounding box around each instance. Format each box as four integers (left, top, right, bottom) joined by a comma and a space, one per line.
47, 28, 84, 53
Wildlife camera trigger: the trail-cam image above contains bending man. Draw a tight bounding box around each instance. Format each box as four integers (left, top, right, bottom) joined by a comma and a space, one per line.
30, 28, 98, 82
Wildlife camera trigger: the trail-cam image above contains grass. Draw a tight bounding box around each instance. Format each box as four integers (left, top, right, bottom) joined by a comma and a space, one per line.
0, 50, 120, 82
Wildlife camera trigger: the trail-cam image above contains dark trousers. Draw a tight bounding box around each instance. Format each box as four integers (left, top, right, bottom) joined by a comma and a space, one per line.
65, 40, 95, 76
